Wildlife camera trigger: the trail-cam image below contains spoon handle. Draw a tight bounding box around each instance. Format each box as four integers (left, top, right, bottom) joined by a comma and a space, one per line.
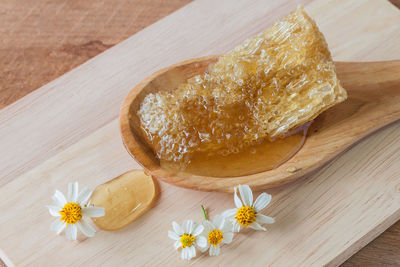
334, 60, 400, 134
336, 60, 400, 87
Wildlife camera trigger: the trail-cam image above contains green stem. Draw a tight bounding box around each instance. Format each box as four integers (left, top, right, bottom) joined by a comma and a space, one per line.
201, 205, 208, 221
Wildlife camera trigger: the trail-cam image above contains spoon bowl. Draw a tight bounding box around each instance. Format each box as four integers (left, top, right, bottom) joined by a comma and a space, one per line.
120, 56, 400, 193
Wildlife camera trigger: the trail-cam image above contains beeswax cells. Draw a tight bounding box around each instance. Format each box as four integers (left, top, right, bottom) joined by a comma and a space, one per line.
138, 7, 347, 164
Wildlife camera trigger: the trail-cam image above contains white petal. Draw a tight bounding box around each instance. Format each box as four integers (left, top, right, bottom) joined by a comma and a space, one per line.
256, 214, 275, 224
248, 222, 266, 231
203, 220, 214, 233
213, 214, 225, 230
192, 224, 204, 236
222, 219, 234, 233
174, 240, 181, 250
77, 187, 92, 205
51, 220, 65, 234
221, 208, 237, 219
182, 220, 194, 234
223, 232, 234, 244
189, 245, 196, 259
68, 182, 79, 202
52, 190, 67, 207
238, 184, 253, 206
73, 182, 79, 202
66, 224, 78, 240
46, 205, 61, 217
214, 245, 221, 256
233, 222, 241, 233
67, 183, 73, 202
172, 221, 183, 235
234, 187, 243, 208
199, 244, 209, 253
182, 247, 191, 260
82, 207, 105, 218
209, 245, 217, 256
253, 193, 271, 212
196, 235, 207, 249
181, 248, 187, 260
77, 220, 96, 237
168, 230, 180, 240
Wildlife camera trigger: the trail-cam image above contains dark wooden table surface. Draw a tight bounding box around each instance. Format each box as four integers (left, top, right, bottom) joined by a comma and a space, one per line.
1, 0, 399, 266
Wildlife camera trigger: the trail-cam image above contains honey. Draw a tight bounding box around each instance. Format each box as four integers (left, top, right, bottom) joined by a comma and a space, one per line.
161, 123, 310, 177
137, 7, 347, 169
90, 170, 156, 230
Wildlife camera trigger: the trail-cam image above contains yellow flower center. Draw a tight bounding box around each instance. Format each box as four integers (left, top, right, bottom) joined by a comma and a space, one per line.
180, 234, 195, 248
208, 229, 223, 247
59, 202, 82, 225
235, 206, 256, 227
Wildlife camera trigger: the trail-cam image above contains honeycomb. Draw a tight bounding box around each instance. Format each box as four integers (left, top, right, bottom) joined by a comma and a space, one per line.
138, 7, 347, 163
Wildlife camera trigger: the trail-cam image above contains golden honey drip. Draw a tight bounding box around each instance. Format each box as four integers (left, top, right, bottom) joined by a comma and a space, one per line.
90, 170, 156, 230
138, 7, 347, 166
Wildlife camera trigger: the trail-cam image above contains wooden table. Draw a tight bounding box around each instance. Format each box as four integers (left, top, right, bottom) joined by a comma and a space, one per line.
1, 0, 399, 266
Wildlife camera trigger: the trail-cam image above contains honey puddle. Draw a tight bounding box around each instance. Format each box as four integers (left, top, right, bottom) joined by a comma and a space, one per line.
161, 122, 310, 177
90, 170, 156, 230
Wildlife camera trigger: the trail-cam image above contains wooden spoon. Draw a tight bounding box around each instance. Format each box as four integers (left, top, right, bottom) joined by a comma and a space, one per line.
120, 56, 400, 193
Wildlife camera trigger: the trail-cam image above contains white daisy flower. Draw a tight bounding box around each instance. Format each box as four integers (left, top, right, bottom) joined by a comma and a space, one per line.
222, 184, 275, 232
168, 220, 207, 260
46, 182, 105, 240
200, 214, 234, 256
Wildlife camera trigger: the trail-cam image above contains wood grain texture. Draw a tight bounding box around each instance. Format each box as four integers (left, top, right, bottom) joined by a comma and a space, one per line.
0, 0, 190, 109
120, 56, 400, 193
1, 0, 400, 266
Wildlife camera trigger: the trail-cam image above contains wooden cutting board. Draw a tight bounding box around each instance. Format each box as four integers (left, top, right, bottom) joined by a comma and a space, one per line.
1, 0, 400, 266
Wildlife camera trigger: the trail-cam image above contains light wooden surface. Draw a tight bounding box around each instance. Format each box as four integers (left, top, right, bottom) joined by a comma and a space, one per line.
2, 0, 400, 265
120, 56, 400, 192
0, 0, 190, 109
1, 0, 400, 266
